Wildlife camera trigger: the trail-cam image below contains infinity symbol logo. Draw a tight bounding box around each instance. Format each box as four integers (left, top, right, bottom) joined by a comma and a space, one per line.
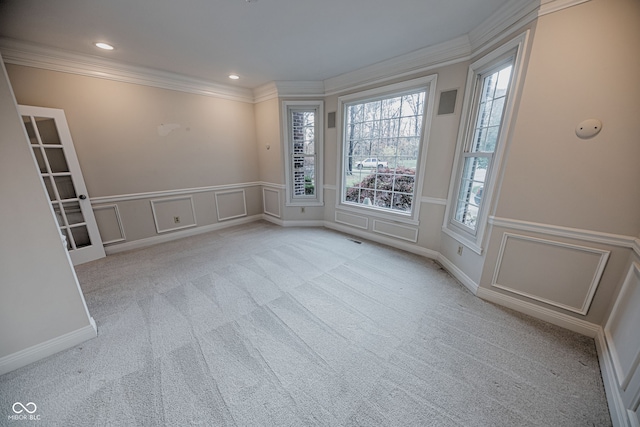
12, 402, 37, 414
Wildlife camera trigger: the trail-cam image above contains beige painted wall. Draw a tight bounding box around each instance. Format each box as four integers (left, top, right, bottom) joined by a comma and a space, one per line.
478, 0, 640, 324
494, 0, 640, 236
0, 56, 93, 359
6, 65, 259, 197
254, 97, 283, 185
6, 65, 264, 248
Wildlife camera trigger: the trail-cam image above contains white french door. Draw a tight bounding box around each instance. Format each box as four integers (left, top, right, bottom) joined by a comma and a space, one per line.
19, 105, 105, 265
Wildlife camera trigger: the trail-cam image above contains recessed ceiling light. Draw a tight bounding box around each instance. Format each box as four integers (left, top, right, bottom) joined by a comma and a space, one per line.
94, 42, 114, 51
229, 74, 240, 80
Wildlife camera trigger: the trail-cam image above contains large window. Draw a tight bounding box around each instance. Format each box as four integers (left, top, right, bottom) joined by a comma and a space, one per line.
282, 101, 323, 206
445, 32, 529, 252
339, 77, 434, 219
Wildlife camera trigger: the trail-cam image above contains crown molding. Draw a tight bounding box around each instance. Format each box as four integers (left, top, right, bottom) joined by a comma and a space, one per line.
253, 82, 279, 103
324, 35, 471, 96
274, 81, 325, 98
539, 0, 591, 16
0, 38, 255, 103
468, 0, 539, 53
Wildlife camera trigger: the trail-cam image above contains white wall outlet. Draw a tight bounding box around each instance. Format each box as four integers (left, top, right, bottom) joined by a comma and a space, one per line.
173, 216, 180, 224
457, 245, 463, 256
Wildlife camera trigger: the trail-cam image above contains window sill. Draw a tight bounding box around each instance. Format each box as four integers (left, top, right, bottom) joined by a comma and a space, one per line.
337, 203, 419, 226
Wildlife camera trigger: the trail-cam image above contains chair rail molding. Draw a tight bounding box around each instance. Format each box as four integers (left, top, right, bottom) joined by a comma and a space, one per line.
489, 216, 637, 249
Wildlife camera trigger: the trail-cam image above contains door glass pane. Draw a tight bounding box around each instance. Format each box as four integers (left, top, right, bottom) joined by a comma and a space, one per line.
44, 147, 69, 173
22, 116, 38, 144
32, 147, 47, 173
61, 228, 72, 250
52, 203, 65, 226
43, 177, 56, 201
70, 226, 91, 248
35, 118, 62, 145
62, 201, 84, 225
54, 175, 76, 200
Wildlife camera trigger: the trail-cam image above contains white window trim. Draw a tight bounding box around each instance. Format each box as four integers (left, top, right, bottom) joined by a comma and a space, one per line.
282, 100, 324, 207
444, 30, 531, 255
336, 75, 438, 225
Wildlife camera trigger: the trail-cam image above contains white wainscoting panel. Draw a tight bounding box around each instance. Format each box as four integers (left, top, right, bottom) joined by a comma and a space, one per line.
335, 211, 368, 230
604, 262, 640, 391
92, 204, 126, 244
215, 189, 247, 221
372, 220, 419, 243
492, 233, 610, 315
263, 188, 281, 218
150, 196, 197, 233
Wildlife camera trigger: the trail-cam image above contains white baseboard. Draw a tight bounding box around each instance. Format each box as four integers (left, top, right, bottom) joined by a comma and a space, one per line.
476, 286, 600, 337
104, 214, 263, 254
595, 329, 630, 427
0, 321, 97, 376
437, 254, 479, 295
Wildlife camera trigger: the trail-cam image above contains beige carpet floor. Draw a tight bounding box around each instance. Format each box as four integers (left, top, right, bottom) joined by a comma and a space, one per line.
0, 221, 611, 426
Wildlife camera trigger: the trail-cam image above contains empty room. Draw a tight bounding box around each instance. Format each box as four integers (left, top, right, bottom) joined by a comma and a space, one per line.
0, 0, 639, 425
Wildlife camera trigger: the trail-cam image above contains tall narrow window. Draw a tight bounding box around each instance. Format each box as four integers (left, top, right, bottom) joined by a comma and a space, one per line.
454, 62, 512, 230
282, 101, 323, 206
445, 32, 529, 253
338, 76, 435, 222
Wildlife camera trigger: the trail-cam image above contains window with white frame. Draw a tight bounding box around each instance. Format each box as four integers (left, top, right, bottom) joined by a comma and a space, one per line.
282, 101, 323, 206
339, 77, 435, 220
446, 32, 529, 251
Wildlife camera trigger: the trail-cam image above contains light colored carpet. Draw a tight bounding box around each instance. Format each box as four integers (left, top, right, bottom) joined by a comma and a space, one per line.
1, 221, 611, 426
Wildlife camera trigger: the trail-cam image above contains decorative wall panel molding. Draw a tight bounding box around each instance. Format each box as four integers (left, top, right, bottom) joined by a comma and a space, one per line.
491, 233, 610, 315
604, 262, 640, 391
372, 220, 419, 243
215, 190, 247, 222
150, 196, 197, 233
92, 204, 126, 244
334, 211, 368, 230
263, 188, 281, 218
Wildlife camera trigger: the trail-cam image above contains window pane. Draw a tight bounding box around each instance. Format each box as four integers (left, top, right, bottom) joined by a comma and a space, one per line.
454, 156, 488, 230
304, 157, 315, 196
470, 63, 512, 155
292, 156, 305, 196
343, 89, 425, 214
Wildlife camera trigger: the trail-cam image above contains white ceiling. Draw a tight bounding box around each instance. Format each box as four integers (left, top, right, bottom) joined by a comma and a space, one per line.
0, 0, 510, 89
